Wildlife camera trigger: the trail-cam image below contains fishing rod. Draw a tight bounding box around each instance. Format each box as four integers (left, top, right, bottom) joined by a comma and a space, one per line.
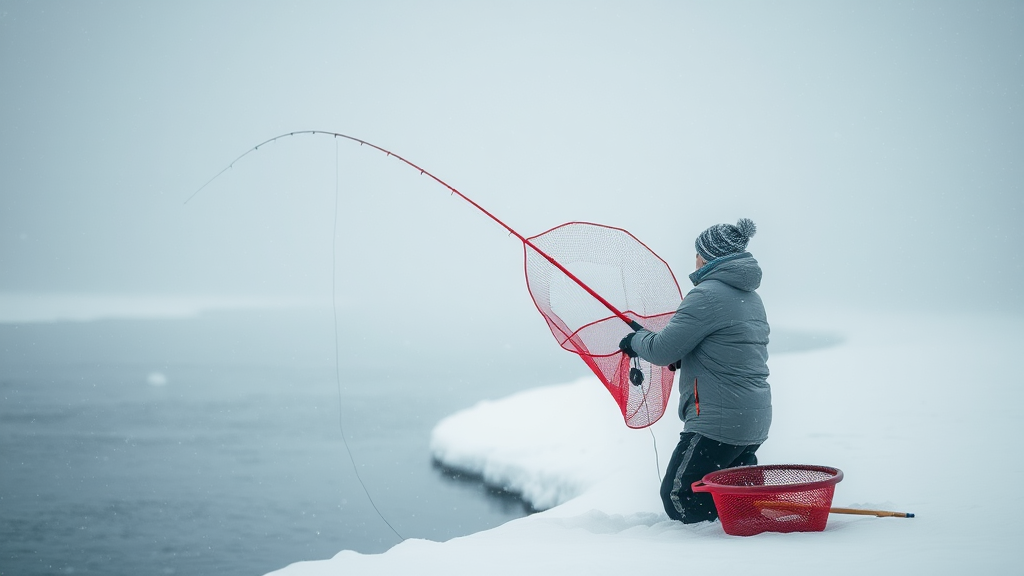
187, 132, 682, 544
187, 130, 645, 333
191, 129, 680, 430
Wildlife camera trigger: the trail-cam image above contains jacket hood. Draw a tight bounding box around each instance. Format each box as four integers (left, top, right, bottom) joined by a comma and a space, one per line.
688, 252, 762, 291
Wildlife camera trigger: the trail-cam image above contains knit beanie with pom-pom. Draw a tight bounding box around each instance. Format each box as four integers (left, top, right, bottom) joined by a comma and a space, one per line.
695, 218, 757, 261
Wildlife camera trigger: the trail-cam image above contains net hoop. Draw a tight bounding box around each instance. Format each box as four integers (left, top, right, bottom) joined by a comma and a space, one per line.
524, 221, 683, 428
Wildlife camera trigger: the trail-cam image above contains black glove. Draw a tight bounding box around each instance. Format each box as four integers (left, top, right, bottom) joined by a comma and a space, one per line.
667, 359, 682, 371
618, 333, 638, 358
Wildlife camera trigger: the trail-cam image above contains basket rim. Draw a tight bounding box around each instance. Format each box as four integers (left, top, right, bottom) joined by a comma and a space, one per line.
696, 464, 843, 495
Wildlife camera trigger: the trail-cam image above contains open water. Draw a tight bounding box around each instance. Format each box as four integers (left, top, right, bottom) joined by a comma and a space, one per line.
0, 308, 581, 576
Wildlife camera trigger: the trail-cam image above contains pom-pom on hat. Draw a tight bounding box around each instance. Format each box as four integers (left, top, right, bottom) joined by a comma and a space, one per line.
695, 218, 757, 261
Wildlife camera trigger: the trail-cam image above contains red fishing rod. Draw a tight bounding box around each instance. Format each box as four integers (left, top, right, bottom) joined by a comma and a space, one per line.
187, 135, 683, 543
190, 130, 682, 431
186, 130, 644, 332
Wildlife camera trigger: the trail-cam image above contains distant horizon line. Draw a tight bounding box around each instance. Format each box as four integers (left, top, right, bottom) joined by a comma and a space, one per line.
0, 292, 343, 324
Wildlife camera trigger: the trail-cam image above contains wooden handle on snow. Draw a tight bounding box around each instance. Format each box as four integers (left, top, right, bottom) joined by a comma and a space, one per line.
754, 501, 915, 518
829, 507, 914, 518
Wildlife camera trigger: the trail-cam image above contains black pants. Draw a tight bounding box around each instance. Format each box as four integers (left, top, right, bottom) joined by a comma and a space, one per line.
661, 432, 760, 523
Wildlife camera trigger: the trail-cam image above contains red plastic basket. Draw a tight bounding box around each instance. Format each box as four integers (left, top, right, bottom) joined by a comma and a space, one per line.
692, 464, 843, 536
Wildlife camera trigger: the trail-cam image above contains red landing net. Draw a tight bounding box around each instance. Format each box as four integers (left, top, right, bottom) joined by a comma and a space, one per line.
524, 222, 683, 429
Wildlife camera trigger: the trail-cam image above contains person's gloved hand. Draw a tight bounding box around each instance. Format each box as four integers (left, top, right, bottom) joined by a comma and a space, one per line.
618, 333, 638, 358
667, 359, 682, 371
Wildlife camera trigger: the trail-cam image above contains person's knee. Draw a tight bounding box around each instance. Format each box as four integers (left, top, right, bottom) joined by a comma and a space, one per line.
680, 493, 718, 523
662, 485, 717, 523
659, 475, 673, 503
660, 477, 683, 521
662, 496, 683, 521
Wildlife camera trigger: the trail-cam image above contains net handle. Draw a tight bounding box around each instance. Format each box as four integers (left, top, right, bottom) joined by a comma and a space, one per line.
755, 501, 915, 518
829, 507, 915, 518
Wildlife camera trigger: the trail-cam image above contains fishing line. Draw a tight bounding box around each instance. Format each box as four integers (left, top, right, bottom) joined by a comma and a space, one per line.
648, 428, 662, 484
331, 140, 405, 542
630, 356, 662, 483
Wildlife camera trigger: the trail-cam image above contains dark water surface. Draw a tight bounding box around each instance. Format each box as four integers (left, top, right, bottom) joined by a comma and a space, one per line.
0, 309, 581, 576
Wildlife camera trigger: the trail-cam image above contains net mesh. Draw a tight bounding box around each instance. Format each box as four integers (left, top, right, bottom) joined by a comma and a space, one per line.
695, 465, 842, 536
524, 222, 682, 428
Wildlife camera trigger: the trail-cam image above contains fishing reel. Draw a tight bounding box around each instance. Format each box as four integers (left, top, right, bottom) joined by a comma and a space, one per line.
629, 357, 645, 387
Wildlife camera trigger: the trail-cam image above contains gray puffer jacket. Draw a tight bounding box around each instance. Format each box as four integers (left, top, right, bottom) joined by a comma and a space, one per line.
632, 252, 771, 445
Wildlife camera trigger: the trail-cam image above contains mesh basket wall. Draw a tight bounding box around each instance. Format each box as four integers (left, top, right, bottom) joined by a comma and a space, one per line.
524, 222, 682, 428
697, 465, 843, 536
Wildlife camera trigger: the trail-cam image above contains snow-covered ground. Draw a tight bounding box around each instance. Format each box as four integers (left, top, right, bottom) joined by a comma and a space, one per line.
270, 310, 1023, 575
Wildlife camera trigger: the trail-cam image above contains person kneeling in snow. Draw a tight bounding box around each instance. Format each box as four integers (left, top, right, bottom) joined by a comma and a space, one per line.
619, 218, 771, 524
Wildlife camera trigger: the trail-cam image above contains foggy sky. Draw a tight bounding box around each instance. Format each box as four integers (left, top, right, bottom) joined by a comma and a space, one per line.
2, 1, 1022, 329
